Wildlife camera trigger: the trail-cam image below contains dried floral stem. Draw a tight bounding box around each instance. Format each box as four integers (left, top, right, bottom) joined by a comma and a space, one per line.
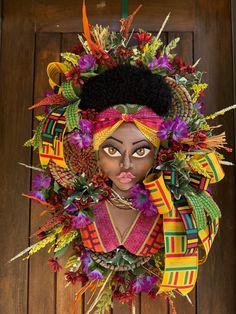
18, 162, 44, 172
206, 104, 236, 120
155, 12, 171, 41
86, 271, 113, 314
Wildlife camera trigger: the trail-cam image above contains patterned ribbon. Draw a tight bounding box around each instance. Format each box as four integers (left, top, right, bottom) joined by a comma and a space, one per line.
93, 107, 162, 150
144, 152, 224, 294
39, 107, 68, 168
47, 62, 68, 92
197, 152, 225, 183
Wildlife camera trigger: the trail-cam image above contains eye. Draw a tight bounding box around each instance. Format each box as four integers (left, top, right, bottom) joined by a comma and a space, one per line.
103, 146, 121, 157
132, 147, 151, 158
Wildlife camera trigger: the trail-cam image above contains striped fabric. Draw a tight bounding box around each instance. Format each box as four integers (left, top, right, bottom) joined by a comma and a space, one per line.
198, 152, 225, 183
189, 172, 210, 191
198, 218, 219, 264
160, 207, 198, 295
144, 172, 173, 214
39, 107, 68, 168
174, 198, 198, 254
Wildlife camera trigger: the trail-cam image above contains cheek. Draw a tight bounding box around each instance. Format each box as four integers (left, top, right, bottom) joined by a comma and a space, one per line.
97, 152, 119, 177
133, 155, 155, 178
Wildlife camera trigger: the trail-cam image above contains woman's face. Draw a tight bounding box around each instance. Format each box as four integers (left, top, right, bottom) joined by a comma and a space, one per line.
98, 123, 156, 196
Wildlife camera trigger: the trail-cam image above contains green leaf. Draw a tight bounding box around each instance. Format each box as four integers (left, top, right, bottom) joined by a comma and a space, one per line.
65, 101, 81, 132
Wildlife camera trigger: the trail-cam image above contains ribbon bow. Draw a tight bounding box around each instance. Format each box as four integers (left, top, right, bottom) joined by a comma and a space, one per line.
93, 107, 162, 133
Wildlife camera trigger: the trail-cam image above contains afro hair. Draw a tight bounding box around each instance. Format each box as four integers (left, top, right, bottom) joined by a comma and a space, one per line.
79, 65, 172, 116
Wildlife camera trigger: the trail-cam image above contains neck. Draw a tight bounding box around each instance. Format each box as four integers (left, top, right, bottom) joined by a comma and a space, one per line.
112, 184, 131, 199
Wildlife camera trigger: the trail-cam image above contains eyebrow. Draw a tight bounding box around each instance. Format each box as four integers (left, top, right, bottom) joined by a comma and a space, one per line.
132, 139, 150, 145
106, 137, 149, 145
106, 136, 123, 144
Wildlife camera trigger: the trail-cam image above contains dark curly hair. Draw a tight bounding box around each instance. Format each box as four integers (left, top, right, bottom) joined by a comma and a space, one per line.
79, 65, 172, 116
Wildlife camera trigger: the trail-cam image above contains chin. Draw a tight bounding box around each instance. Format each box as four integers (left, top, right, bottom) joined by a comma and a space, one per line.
112, 180, 137, 193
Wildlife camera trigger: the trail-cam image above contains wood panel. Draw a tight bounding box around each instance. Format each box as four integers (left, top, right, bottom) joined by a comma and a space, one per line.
195, 0, 236, 313
28, 32, 61, 314
0, 1, 34, 314
1, 1, 236, 314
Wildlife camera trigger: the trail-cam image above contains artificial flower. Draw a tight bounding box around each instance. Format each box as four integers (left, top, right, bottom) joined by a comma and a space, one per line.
28, 190, 46, 202
65, 271, 88, 284
72, 212, 91, 229
88, 269, 103, 280
57, 215, 73, 234
70, 131, 92, 149
135, 31, 152, 49
130, 184, 157, 216
148, 53, 172, 71
172, 55, 195, 74
157, 116, 188, 142
65, 203, 78, 214
79, 118, 93, 133
32, 172, 51, 190
65, 66, 84, 86
194, 100, 205, 114
48, 258, 62, 272
81, 250, 92, 272
78, 54, 96, 71
131, 275, 157, 293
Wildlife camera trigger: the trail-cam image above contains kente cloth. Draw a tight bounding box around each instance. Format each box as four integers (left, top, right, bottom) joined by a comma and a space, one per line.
143, 156, 223, 294
39, 107, 68, 168
159, 206, 199, 295
93, 107, 163, 150
80, 201, 163, 256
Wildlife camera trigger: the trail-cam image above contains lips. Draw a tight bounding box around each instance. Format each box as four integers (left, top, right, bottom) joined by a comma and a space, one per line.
117, 172, 136, 184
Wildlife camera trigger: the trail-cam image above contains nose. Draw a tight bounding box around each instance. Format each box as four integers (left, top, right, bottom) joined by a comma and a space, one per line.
120, 151, 133, 169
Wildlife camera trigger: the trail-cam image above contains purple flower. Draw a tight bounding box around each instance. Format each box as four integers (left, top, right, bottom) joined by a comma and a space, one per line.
88, 269, 103, 280
148, 53, 172, 71
70, 119, 93, 150
130, 184, 157, 216
70, 131, 84, 149
81, 133, 92, 149
65, 203, 78, 214
81, 250, 92, 272
78, 54, 96, 71
32, 172, 51, 190
72, 212, 91, 229
131, 276, 157, 293
194, 100, 205, 114
28, 190, 46, 202
157, 116, 188, 142
79, 119, 93, 133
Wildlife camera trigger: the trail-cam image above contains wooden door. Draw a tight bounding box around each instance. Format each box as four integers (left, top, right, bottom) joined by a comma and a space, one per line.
1, 1, 235, 313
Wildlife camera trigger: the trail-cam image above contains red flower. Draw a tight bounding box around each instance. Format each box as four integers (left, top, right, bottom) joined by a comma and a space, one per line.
57, 215, 73, 234
71, 43, 85, 55
112, 290, 136, 303
65, 67, 84, 86
65, 271, 88, 285
48, 258, 62, 272
135, 31, 152, 49
172, 56, 195, 75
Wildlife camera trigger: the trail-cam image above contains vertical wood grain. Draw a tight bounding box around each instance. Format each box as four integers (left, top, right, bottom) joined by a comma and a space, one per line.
0, 1, 34, 313
195, 0, 236, 313
28, 32, 61, 314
